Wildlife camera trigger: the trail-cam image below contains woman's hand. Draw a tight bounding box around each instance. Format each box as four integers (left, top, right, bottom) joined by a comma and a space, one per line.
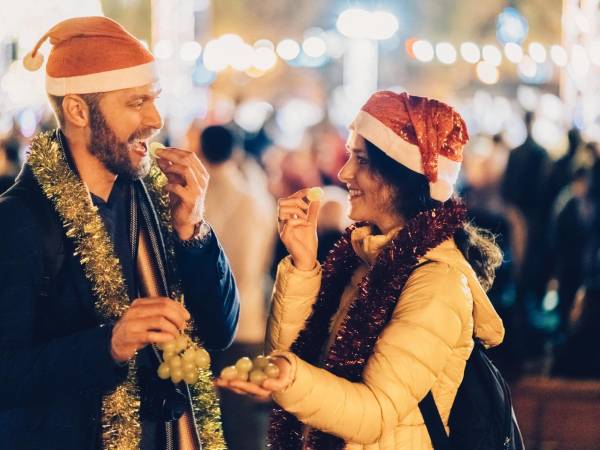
277, 189, 321, 271
214, 356, 293, 400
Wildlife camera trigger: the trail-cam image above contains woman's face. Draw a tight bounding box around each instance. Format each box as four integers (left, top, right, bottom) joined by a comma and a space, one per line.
337, 132, 402, 232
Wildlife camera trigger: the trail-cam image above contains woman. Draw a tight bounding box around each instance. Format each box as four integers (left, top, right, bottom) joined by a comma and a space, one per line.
216, 91, 505, 449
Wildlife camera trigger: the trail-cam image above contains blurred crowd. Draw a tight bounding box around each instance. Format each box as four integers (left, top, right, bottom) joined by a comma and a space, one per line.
1, 105, 599, 449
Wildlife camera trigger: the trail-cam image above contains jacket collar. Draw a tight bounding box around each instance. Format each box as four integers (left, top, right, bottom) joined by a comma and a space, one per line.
350, 224, 505, 348
350, 224, 402, 266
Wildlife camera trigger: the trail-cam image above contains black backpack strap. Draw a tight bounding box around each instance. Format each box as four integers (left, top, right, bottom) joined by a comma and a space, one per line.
419, 391, 453, 450
410, 259, 453, 449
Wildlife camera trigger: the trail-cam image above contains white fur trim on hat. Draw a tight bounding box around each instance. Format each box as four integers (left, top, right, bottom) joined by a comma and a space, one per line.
45, 61, 159, 95
349, 110, 461, 202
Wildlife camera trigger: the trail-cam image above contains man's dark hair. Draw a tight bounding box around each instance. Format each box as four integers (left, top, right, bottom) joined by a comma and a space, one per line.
200, 125, 235, 164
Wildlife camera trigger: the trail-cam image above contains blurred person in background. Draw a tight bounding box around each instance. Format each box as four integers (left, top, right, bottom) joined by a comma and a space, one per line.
501, 111, 551, 227
262, 145, 287, 200
462, 133, 510, 217
237, 129, 275, 228
545, 127, 582, 217
199, 124, 276, 450
585, 141, 600, 199
315, 186, 351, 263
552, 277, 600, 378
307, 118, 347, 187
501, 110, 551, 358
460, 133, 521, 379
0, 137, 20, 194
549, 167, 593, 332
217, 91, 505, 450
278, 148, 323, 197
548, 141, 600, 334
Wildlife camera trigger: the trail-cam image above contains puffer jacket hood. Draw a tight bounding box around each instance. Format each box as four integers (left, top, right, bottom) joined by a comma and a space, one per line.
421, 239, 505, 348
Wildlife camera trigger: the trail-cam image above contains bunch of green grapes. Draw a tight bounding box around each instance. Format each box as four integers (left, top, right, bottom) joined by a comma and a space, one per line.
220, 355, 280, 385
156, 334, 211, 385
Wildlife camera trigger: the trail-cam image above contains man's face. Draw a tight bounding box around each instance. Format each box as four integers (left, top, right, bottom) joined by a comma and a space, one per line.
87, 83, 163, 178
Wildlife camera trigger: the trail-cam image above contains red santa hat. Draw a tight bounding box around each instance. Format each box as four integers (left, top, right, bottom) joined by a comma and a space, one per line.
349, 91, 469, 202
23, 16, 158, 96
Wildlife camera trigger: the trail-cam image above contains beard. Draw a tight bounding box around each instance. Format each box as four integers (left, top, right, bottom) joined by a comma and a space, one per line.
87, 103, 155, 179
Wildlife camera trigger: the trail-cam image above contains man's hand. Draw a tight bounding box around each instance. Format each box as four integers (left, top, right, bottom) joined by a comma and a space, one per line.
110, 297, 191, 363
155, 147, 209, 240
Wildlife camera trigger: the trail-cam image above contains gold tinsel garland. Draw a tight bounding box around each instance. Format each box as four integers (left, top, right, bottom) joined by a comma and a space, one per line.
28, 131, 225, 449
144, 165, 226, 449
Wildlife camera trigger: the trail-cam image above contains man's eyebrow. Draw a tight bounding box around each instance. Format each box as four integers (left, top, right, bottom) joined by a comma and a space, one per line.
125, 90, 162, 102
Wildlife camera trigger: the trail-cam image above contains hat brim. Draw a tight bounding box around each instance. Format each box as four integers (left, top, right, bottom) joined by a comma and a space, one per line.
349, 110, 460, 202
46, 61, 159, 95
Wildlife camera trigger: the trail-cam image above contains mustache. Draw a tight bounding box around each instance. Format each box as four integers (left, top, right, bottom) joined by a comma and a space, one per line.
128, 127, 159, 143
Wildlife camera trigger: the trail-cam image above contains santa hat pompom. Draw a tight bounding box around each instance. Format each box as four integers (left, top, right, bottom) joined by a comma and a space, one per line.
429, 178, 454, 202
23, 51, 44, 71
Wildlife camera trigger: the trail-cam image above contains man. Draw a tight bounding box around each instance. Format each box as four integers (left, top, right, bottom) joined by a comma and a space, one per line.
501, 110, 551, 361
0, 16, 239, 450
200, 125, 276, 450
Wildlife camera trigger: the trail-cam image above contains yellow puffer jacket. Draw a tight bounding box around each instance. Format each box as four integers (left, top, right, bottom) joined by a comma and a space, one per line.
265, 226, 505, 450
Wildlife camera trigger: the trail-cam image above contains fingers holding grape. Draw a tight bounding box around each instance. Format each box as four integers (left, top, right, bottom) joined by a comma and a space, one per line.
277, 188, 323, 271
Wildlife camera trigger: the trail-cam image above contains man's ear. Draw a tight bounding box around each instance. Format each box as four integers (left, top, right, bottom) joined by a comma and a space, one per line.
62, 95, 91, 128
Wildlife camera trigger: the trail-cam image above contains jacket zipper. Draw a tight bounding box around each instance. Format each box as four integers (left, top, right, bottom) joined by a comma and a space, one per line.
300, 271, 365, 450
165, 421, 174, 450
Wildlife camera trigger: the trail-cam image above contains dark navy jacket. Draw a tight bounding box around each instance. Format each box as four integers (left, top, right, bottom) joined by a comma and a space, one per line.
0, 163, 240, 449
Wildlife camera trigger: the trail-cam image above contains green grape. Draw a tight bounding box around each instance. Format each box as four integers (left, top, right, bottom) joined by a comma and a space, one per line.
171, 368, 184, 383
236, 370, 249, 382
169, 355, 182, 369
175, 335, 188, 352
163, 340, 177, 353
220, 366, 238, 381
149, 141, 166, 159
235, 357, 253, 373
194, 348, 210, 369
184, 370, 199, 385
182, 348, 196, 362
162, 350, 177, 361
264, 363, 280, 379
307, 186, 324, 202
249, 369, 267, 385
157, 362, 171, 380
253, 355, 270, 370
183, 361, 196, 373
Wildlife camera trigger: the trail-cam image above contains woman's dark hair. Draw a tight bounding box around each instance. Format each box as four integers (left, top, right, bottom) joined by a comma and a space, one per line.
365, 140, 502, 291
